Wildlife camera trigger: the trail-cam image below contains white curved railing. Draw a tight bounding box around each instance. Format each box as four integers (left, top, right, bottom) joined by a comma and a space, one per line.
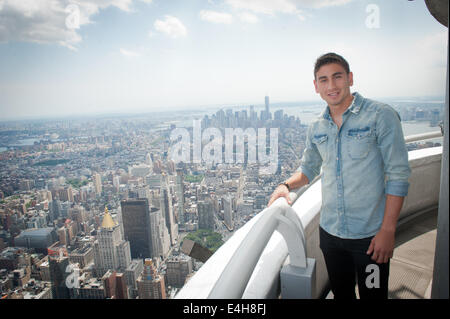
176, 131, 443, 299
208, 200, 306, 298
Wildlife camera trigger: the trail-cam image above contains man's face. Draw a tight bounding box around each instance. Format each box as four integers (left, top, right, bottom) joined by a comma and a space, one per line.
314, 63, 353, 109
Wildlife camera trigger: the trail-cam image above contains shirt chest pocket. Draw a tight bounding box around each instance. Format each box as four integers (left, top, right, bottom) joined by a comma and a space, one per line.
313, 134, 328, 161
346, 126, 374, 160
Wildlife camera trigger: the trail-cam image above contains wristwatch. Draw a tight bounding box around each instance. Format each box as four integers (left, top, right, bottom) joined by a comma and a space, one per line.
279, 182, 290, 192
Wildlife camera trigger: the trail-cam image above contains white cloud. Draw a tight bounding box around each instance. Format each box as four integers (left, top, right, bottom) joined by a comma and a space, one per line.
120, 48, 141, 57
225, 0, 352, 20
0, 0, 150, 50
154, 15, 187, 38
293, 0, 353, 9
238, 12, 259, 24
226, 0, 299, 15
225, 0, 304, 20
199, 10, 233, 24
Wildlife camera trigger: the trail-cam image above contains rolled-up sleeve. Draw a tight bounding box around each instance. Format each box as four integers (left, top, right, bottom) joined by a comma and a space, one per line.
297, 124, 323, 183
376, 106, 411, 196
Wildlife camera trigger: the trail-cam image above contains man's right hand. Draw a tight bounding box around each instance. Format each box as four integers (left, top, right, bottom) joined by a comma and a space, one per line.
267, 185, 292, 207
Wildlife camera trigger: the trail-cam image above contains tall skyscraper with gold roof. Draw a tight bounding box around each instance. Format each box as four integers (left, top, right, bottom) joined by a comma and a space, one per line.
93, 207, 132, 277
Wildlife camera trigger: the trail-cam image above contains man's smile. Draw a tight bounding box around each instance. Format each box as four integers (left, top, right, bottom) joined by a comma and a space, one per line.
328, 91, 340, 97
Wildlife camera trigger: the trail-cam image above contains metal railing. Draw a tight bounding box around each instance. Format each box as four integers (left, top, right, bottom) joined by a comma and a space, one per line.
404, 130, 442, 143
207, 198, 306, 298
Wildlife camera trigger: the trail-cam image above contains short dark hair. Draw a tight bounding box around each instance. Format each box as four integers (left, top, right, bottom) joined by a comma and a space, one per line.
314, 52, 350, 78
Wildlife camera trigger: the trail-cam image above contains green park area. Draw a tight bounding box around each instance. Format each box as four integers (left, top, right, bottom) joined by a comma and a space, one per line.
67, 179, 89, 188
184, 174, 204, 183
183, 229, 224, 253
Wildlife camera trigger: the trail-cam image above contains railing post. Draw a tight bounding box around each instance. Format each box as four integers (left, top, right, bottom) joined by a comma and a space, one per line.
280, 258, 316, 299
276, 204, 316, 299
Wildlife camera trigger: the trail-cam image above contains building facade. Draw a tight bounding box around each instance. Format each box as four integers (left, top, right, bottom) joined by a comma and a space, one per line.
137, 259, 166, 299
120, 199, 153, 259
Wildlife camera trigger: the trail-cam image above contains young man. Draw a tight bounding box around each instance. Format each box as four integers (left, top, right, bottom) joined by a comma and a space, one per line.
268, 53, 411, 299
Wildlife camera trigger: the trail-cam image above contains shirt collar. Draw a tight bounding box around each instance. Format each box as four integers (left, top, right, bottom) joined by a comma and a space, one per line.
320, 92, 363, 120
348, 92, 362, 114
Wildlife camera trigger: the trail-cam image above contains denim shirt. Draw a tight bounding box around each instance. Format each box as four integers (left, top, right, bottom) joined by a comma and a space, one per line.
298, 92, 411, 239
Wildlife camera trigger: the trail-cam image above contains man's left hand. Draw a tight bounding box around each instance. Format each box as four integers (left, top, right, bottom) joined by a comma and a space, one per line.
366, 229, 395, 263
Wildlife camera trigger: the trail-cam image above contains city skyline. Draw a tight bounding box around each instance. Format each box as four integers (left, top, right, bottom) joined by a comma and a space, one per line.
0, 0, 448, 120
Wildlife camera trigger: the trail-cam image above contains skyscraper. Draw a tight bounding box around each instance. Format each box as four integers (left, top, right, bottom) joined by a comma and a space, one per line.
120, 199, 153, 259
223, 196, 233, 230
145, 152, 153, 167
149, 207, 170, 259
137, 259, 166, 299
113, 175, 120, 193
197, 200, 215, 231
93, 208, 132, 277
166, 255, 193, 288
160, 173, 178, 246
102, 270, 129, 299
93, 173, 102, 195
274, 109, 284, 121
57, 186, 74, 202
176, 169, 185, 225
48, 253, 70, 299
125, 259, 144, 299
264, 95, 270, 120
49, 198, 61, 222
115, 273, 129, 299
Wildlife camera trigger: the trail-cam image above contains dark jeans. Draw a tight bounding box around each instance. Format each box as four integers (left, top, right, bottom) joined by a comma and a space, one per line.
319, 227, 390, 299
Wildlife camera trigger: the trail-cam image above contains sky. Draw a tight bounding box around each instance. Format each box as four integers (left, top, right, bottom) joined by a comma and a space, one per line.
0, 0, 448, 120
